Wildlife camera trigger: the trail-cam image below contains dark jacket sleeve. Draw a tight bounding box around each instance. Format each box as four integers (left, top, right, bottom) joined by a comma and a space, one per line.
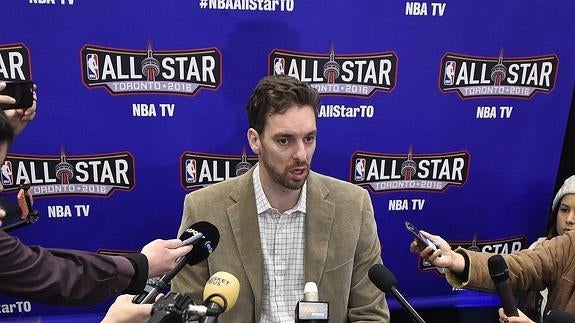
0, 229, 148, 306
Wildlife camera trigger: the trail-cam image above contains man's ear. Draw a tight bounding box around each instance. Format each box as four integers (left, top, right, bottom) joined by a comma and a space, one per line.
247, 128, 260, 155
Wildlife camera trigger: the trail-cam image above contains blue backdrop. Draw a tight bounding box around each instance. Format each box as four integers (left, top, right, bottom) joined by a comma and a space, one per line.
1, 0, 574, 320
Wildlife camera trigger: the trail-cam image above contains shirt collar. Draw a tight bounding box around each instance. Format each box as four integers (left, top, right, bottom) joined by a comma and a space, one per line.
253, 163, 307, 215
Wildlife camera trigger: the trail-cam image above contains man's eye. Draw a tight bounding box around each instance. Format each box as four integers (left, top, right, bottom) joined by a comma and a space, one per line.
278, 139, 288, 145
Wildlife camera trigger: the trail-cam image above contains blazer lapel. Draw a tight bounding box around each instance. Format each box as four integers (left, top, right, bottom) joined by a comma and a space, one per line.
304, 172, 336, 285
227, 168, 264, 320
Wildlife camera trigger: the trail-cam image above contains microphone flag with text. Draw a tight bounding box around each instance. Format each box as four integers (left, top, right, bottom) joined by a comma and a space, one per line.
196, 271, 240, 323
488, 254, 519, 317
133, 221, 220, 304
294, 281, 329, 322
369, 263, 426, 323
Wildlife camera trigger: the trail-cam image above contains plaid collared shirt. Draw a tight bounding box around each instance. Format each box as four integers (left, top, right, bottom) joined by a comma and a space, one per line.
253, 164, 306, 323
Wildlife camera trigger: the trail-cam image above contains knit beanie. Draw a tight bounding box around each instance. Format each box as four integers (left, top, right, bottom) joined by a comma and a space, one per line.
552, 175, 575, 211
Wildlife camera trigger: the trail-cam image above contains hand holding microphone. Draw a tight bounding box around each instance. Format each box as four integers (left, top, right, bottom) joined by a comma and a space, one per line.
134, 221, 220, 304
102, 294, 154, 323
141, 239, 193, 278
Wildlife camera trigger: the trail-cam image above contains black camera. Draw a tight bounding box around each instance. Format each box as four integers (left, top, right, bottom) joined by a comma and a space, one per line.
149, 292, 196, 323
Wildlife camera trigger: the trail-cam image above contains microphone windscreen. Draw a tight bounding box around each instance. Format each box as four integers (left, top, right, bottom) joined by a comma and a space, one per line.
203, 271, 240, 313
368, 263, 398, 293
488, 254, 510, 283
179, 221, 220, 266
303, 282, 319, 302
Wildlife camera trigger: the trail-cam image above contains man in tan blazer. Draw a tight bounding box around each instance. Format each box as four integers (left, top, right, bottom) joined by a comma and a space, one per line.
172, 75, 389, 322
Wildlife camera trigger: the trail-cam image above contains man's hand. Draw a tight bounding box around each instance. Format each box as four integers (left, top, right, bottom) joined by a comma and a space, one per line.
101, 294, 153, 323
141, 239, 193, 277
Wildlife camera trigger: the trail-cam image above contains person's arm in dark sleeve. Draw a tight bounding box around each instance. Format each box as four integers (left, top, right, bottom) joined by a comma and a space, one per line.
0, 229, 191, 306
0, 229, 141, 305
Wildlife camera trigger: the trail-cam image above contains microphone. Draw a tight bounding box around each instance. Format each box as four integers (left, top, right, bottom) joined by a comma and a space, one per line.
547, 309, 575, 323
369, 264, 425, 323
295, 282, 329, 322
196, 271, 240, 323
304, 281, 319, 301
133, 221, 220, 304
187, 305, 222, 316
488, 255, 519, 317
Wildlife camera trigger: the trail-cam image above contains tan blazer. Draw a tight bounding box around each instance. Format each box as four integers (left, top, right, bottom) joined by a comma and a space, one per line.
171, 167, 390, 322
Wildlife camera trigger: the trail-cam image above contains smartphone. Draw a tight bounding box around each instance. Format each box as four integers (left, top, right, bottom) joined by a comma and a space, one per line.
405, 221, 437, 251
0, 80, 34, 110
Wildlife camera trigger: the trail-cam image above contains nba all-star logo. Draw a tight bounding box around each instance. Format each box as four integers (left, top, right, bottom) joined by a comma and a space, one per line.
81, 41, 222, 95
269, 45, 397, 97
1, 147, 135, 197
440, 49, 557, 98
351, 146, 469, 193
0, 43, 32, 81
181, 148, 258, 191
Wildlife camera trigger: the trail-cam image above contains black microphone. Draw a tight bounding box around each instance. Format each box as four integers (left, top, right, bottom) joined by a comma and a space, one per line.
369, 263, 425, 323
295, 282, 329, 322
547, 309, 575, 323
133, 221, 220, 304
488, 255, 519, 317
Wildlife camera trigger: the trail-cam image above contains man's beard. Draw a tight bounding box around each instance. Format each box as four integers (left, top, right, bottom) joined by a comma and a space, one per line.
260, 148, 309, 190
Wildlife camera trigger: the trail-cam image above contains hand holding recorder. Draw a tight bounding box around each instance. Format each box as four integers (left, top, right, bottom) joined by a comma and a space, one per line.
405, 221, 437, 251
407, 224, 466, 273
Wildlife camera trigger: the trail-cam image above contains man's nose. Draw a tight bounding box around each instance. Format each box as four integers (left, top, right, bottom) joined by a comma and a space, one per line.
293, 141, 307, 161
